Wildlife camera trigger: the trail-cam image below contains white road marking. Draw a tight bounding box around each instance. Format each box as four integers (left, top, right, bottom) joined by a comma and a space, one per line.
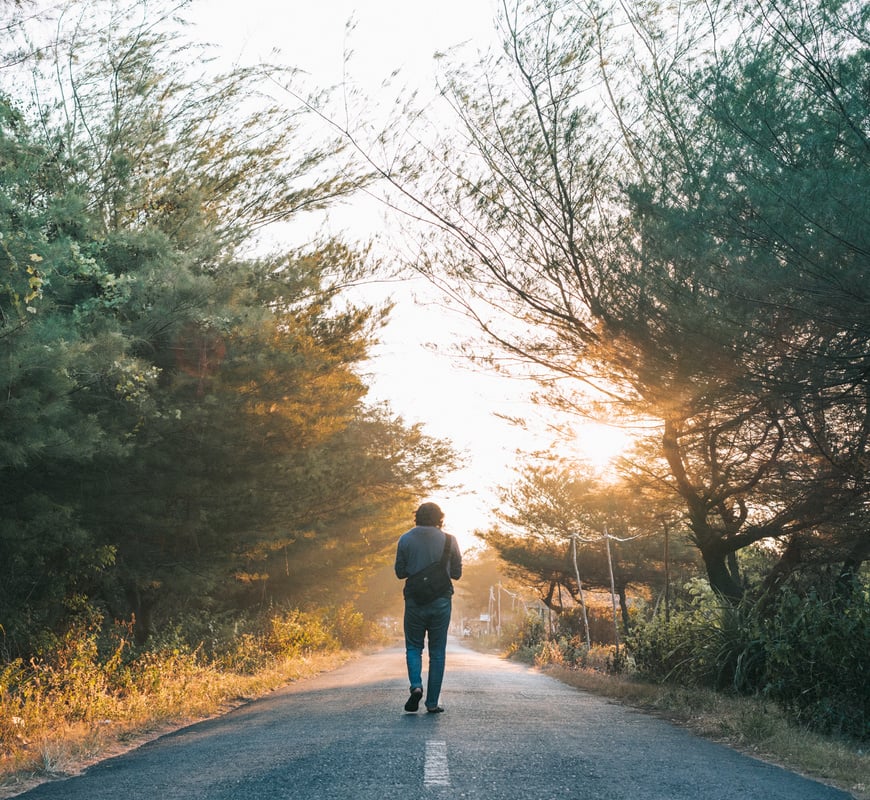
424, 739, 450, 787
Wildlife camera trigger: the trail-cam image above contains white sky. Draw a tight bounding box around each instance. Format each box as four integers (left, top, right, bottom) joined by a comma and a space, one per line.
190, 0, 499, 84
186, 0, 513, 541
187, 0, 626, 546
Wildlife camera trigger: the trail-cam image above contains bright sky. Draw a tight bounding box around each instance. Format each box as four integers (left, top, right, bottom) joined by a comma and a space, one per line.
188, 0, 629, 546
190, 0, 498, 82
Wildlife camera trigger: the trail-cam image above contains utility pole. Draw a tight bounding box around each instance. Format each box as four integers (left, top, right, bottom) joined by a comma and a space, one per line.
604, 525, 620, 658
571, 534, 592, 649
663, 517, 671, 623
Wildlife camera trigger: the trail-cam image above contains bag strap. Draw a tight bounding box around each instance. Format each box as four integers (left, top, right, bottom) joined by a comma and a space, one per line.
439, 533, 452, 566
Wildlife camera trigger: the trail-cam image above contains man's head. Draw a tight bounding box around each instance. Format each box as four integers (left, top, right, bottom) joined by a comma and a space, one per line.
415, 502, 444, 528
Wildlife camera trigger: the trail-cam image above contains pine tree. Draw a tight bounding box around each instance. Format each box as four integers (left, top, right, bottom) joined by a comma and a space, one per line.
0, 2, 457, 652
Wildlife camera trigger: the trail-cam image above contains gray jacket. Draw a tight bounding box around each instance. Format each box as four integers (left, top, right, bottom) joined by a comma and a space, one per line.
394, 526, 462, 596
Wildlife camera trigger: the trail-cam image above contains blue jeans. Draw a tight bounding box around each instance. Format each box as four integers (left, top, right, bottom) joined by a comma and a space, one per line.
404, 595, 452, 709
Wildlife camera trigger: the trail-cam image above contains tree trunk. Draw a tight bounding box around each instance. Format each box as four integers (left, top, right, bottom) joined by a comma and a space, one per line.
125, 584, 156, 646
543, 580, 566, 614
727, 550, 740, 586
837, 534, 870, 599
760, 535, 803, 599
618, 586, 630, 632
701, 547, 744, 602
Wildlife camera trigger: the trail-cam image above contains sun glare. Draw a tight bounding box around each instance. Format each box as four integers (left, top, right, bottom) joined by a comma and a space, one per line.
575, 421, 630, 470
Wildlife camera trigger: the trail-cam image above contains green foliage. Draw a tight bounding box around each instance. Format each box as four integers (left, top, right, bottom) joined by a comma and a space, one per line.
126, 603, 384, 677
625, 580, 732, 687
517, 612, 547, 652
503, 611, 618, 672
399, 0, 870, 603
267, 610, 338, 657
501, 613, 549, 663
482, 461, 699, 614
326, 603, 378, 650
625, 580, 870, 740
557, 604, 626, 648
0, 2, 457, 657
752, 587, 870, 740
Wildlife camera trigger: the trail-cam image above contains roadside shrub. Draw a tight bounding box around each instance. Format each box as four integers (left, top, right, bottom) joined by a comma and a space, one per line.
534, 638, 569, 667
127, 647, 205, 712
326, 603, 380, 650
625, 578, 870, 740
500, 612, 582, 668
219, 632, 271, 674
152, 611, 247, 663
753, 585, 869, 739
625, 579, 728, 686
0, 658, 32, 755
505, 612, 548, 661
195, 605, 382, 672
625, 609, 691, 679
267, 609, 338, 657
0, 602, 379, 778
556, 605, 621, 646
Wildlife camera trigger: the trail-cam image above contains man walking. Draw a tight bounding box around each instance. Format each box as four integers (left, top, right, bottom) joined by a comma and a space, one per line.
395, 502, 462, 713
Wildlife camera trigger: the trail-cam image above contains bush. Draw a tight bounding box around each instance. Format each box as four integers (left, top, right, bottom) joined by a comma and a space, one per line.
216, 632, 271, 674
625, 579, 870, 740
502, 611, 626, 672
625, 579, 730, 686
754, 586, 869, 739
505, 613, 548, 662
556, 605, 621, 646
534, 638, 569, 667
0, 602, 383, 778
266, 610, 338, 657
326, 603, 379, 650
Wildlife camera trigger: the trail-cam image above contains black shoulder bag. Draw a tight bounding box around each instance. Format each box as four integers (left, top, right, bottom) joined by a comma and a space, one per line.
405, 534, 454, 605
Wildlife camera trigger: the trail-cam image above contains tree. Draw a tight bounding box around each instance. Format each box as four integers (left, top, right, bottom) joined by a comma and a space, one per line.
0, 97, 119, 649
360, 0, 870, 601
0, 0, 458, 653
482, 460, 698, 627
625, 0, 870, 597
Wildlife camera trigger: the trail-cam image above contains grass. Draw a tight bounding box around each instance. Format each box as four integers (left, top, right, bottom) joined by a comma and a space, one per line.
3, 625, 865, 799
0, 605, 383, 798
0, 649, 355, 798
463, 633, 867, 798
541, 664, 869, 800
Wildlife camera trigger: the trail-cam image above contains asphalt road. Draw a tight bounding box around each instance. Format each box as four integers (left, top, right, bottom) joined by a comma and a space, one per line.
10, 640, 854, 799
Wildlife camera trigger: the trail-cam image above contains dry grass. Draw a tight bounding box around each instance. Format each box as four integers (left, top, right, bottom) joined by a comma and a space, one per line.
0, 604, 384, 798
0, 647, 354, 798
543, 664, 869, 800
5, 631, 865, 799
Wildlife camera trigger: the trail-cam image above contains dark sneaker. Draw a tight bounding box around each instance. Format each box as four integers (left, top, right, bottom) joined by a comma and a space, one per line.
404, 687, 423, 712
426, 705, 445, 713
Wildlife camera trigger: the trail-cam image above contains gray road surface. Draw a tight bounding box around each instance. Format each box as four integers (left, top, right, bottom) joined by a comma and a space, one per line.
9, 640, 854, 799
